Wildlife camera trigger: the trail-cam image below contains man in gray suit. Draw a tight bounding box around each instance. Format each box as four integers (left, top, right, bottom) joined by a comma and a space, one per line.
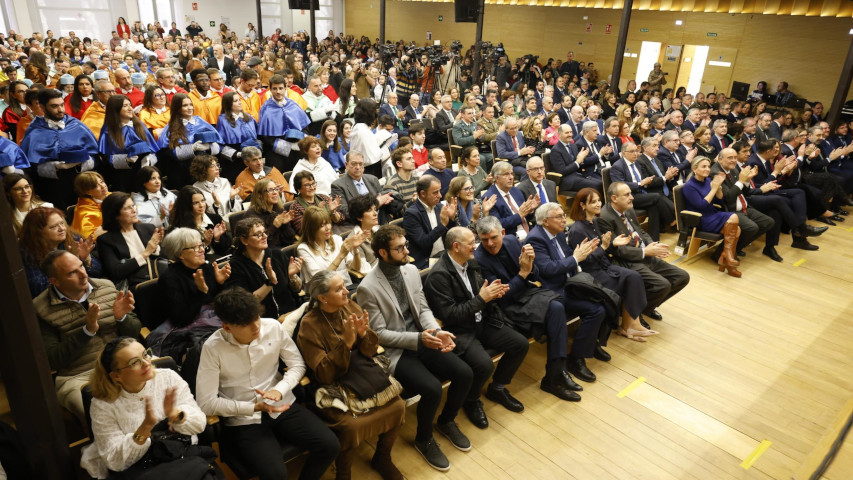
331, 151, 397, 222
596, 182, 690, 323
516, 156, 557, 224
357, 224, 473, 472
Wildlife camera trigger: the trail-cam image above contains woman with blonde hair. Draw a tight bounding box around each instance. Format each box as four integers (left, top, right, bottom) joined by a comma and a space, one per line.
297, 206, 368, 288
246, 178, 298, 248
80, 337, 214, 479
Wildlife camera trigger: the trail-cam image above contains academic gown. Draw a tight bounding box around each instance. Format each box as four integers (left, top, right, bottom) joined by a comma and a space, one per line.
0, 135, 30, 170
216, 113, 262, 182
157, 116, 224, 188
99, 124, 160, 191
21, 115, 99, 166
257, 97, 310, 171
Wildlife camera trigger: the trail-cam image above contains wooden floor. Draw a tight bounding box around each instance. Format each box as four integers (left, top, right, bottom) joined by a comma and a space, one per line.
291, 223, 853, 480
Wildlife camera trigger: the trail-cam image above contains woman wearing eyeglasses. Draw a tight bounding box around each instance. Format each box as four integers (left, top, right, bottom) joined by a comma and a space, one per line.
289, 171, 345, 235
4, 173, 51, 234
190, 154, 243, 218
80, 337, 213, 479
445, 176, 497, 233
139, 85, 170, 140
156, 227, 231, 329
96, 192, 164, 290
225, 217, 304, 318
245, 178, 297, 248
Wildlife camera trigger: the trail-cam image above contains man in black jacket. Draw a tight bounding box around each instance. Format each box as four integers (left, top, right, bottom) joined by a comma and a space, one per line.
423, 227, 529, 429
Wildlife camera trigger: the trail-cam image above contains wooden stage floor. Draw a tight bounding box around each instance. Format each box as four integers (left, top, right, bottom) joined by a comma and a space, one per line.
294, 223, 853, 480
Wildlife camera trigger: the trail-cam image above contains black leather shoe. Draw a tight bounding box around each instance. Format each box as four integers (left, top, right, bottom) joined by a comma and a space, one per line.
560, 369, 583, 391
485, 385, 524, 413
816, 216, 836, 226
762, 247, 783, 262
566, 358, 596, 383
737, 250, 746, 257
463, 401, 489, 429
593, 345, 611, 362
540, 377, 581, 401
830, 214, 844, 222
791, 237, 819, 251
644, 309, 663, 321
835, 209, 849, 216
640, 317, 651, 329
802, 225, 828, 237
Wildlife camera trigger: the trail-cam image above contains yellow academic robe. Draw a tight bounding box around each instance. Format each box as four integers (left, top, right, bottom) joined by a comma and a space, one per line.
81, 101, 106, 137
139, 107, 171, 139
189, 90, 222, 125
71, 196, 107, 238
237, 90, 263, 121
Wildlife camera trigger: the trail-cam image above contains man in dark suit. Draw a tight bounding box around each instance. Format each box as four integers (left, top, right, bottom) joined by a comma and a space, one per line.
555, 95, 573, 125
474, 217, 581, 402
572, 120, 614, 183
402, 175, 457, 269
584, 105, 605, 133
330, 152, 396, 222
517, 156, 557, 218
683, 108, 700, 132
636, 137, 678, 198
548, 125, 602, 192
755, 113, 772, 143
430, 94, 458, 146
424, 148, 456, 196
495, 117, 534, 177
597, 182, 690, 322
597, 117, 623, 166
747, 139, 828, 248
207, 44, 238, 85
404, 93, 425, 129
378, 91, 407, 134
484, 161, 539, 241
523, 203, 607, 381
708, 119, 731, 156
558, 51, 581, 80
424, 227, 530, 428
768, 111, 785, 140
657, 130, 693, 180
567, 106, 586, 139
358, 225, 471, 468
665, 109, 684, 133
609, 143, 675, 241
711, 147, 780, 260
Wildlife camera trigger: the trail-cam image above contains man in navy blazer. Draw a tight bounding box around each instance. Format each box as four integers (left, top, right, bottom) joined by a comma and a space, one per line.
378, 91, 407, 134
474, 217, 581, 401
596, 117, 623, 166
555, 96, 573, 125
484, 162, 539, 241
609, 143, 675, 241
572, 120, 614, 181
402, 175, 457, 268
524, 203, 608, 381
549, 125, 602, 192
404, 93, 425, 128
567, 106, 586, 139
708, 119, 731, 157
495, 117, 534, 177
657, 130, 693, 180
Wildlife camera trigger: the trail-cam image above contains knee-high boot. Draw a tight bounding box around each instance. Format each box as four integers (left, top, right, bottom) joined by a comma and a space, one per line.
371, 427, 403, 480
718, 223, 742, 278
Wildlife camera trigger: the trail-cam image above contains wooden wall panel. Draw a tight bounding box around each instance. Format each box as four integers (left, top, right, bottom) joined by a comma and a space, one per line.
346, 1, 853, 103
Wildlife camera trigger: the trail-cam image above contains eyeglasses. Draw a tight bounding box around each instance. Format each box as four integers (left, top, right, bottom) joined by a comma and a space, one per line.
249, 231, 269, 239
11, 184, 32, 192
348, 162, 365, 167
121, 204, 138, 212
548, 213, 567, 220
47, 221, 66, 231
153, 93, 165, 98
461, 186, 474, 192
301, 182, 317, 189
527, 166, 545, 172
98, 89, 116, 95
182, 243, 205, 252
390, 241, 409, 253
115, 348, 154, 370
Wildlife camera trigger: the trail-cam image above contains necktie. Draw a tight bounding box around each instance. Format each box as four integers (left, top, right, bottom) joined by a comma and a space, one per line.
552, 237, 566, 258
392, 106, 403, 130
505, 193, 529, 233
512, 135, 519, 152
647, 158, 669, 196
630, 163, 645, 192
611, 137, 618, 153
726, 173, 748, 212
621, 213, 644, 248
720, 136, 727, 148
356, 181, 368, 195
536, 183, 547, 203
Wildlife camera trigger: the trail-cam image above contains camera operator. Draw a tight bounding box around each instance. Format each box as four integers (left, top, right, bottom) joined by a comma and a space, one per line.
648, 62, 668, 90
418, 50, 444, 104
494, 53, 512, 93
395, 54, 421, 108
354, 61, 377, 99
517, 54, 542, 90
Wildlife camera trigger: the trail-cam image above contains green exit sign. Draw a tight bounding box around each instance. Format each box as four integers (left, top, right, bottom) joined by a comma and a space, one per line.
438, 15, 443, 21
639, 28, 649, 33
707, 32, 718, 37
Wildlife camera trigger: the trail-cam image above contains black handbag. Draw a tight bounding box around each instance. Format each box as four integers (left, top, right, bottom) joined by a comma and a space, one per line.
565, 272, 622, 329
336, 350, 392, 400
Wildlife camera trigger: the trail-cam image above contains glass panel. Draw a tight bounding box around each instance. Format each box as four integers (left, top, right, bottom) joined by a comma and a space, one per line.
39, 10, 112, 43
316, 19, 334, 35
155, 0, 173, 26
317, 5, 332, 16
138, 0, 156, 27
260, 3, 281, 16
261, 16, 279, 37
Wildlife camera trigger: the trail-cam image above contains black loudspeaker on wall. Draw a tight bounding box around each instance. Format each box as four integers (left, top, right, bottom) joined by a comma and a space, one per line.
455, 0, 478, 22
288, 0, 318, 10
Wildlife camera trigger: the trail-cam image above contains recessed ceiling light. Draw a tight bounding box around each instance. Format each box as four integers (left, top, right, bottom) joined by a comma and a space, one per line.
675, 20, 683, 26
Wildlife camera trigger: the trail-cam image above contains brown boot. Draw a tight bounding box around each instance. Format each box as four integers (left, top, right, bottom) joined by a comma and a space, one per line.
334, 449, 354, 480
718, 223, 742, 277
371, 429, 404, 480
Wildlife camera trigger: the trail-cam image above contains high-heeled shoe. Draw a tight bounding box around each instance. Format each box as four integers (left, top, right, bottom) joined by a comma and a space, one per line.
617, 328, 647, 342
719, 223, 742, 278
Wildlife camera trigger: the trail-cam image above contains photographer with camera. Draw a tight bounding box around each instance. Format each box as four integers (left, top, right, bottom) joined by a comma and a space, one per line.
648, 63, 668, 90
395, 54, 421, 108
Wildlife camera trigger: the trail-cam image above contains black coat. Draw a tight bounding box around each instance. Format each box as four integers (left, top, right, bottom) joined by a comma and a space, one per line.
97, 223, 160, 288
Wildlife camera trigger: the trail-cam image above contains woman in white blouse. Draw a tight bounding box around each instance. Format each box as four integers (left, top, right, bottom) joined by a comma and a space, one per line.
348, 98, 393, 179
291, 136, 337, 196
80, 338, 209, 479
3, 173, 53, 234
296, 206, 368, 289
131, 166, 176, 228
190, 154, 243, 217
97, 192, 164, 289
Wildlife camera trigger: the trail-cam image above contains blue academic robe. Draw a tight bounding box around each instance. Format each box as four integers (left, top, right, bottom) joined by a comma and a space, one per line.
99, 124, 159, 166
215, 113, 261, 149
322, 146, 346, 171
0, 136, 30, 169
257, 97, 310, 138
157, 116, 223, 149
20, 115, 99, 164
